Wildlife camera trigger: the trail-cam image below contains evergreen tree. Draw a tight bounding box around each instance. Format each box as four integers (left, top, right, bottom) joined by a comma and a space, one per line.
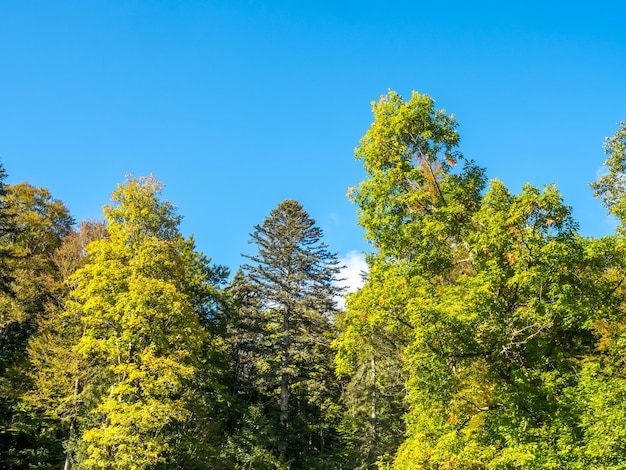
229, 199, 345, 468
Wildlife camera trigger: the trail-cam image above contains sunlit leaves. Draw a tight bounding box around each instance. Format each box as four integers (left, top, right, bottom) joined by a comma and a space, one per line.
591, 121, 626, 226
343, 90, 619, 469
63, 175, 223, 468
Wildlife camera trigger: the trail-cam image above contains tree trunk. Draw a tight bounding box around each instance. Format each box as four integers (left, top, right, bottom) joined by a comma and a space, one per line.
278, 311, 290, 456
64, 375, 80, 470
369, 354, 378, 468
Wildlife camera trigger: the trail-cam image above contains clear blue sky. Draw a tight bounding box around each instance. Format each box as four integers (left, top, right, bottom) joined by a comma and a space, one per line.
1, 1, 625, 276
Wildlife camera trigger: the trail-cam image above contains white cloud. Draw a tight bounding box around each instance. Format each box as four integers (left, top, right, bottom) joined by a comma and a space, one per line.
338, 250, 368, 293
335, 250, 369, 310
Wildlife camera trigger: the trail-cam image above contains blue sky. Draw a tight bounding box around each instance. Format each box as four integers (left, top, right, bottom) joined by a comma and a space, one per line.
1, 1, 625, 282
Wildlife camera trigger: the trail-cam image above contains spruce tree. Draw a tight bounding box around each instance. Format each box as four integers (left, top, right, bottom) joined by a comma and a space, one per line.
234, 199, 345, 468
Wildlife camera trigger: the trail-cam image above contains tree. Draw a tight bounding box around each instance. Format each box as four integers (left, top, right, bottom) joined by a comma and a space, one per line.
334, 258, 409, 469
232, 199, 345, 467
0, 181, 75, 469
343, 90, 608, 468
337, 90, 485, 467
49, 175, 227, 469
0, 163, 18, 296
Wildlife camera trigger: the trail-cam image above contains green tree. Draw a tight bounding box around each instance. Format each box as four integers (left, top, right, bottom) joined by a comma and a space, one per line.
571, 122, 626, 469
348, 90, 485, 266
230, 199, 345, 468
344, 90, 607, 468
337, 90, 485, 467
0, 182, 75, 469
334, 258, 409, 469
393, 181, 598, 469
0, 163, 18, 296
54, 175, 226, 469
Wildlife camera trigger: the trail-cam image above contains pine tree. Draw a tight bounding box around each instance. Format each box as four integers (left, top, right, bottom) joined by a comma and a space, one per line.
232, 199, 345, 468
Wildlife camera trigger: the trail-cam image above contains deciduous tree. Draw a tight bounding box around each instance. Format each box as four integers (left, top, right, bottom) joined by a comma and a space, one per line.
54, 175, 227, 469
343, 90, 607, 468
0, 181, 74, 469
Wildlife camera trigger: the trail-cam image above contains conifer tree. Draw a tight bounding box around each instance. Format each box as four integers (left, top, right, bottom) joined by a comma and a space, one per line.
232, 199, 345, 468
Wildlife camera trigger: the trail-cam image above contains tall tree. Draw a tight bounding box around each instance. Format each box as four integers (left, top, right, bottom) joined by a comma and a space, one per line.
343, 90, 607, 468
0, 163, 18, 296
337, 90, 485, 467
0, 182, 74, 469
48, 175, 227, 469
233, 199, 345, 468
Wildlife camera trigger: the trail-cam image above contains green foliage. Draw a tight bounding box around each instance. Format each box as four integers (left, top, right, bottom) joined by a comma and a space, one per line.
342, 90, 626, 469
334, 259, 410, 469
35, 175, 228, 469
394, 180, 598, 469
0, 163, 19, 296
349, 90, 485, 265
3, 95, 626, 470
590, 121, 626, 227
0, 181, 75, 469
225, 199, 345, 468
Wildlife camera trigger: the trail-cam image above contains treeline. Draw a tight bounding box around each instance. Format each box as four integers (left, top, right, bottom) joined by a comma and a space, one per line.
1, 90, 626, 469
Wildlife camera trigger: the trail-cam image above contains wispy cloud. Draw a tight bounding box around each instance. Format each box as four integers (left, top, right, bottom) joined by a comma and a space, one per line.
335, 250, 368, 310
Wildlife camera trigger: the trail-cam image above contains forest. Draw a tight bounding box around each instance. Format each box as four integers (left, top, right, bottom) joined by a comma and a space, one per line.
1, 90, 626, 469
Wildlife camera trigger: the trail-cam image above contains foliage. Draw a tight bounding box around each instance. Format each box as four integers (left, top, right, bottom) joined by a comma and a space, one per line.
341, 90, 626, 469
0, 164, 19, 296
40, 175, 228, 469
334, 258, 410, 469
0, 181, 75, 469
225, 199, 345, 468
2, 97, 626, 470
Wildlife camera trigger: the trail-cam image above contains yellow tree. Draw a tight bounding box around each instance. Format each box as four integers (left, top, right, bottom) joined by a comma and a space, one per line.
63, 176, 226, 469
